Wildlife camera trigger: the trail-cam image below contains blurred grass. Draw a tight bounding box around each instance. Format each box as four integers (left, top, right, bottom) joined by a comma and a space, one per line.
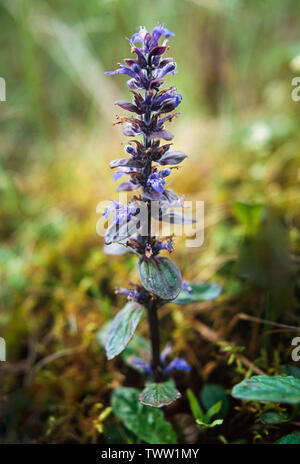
0, 0, 300, 443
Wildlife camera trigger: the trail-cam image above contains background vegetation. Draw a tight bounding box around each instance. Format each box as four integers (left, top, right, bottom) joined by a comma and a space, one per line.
1, 0, 300, 444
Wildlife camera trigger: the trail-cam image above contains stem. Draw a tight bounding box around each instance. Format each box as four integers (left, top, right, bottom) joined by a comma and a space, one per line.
143, 59, 162, 382
147, 200, 152, 243
147, 300, 163, 382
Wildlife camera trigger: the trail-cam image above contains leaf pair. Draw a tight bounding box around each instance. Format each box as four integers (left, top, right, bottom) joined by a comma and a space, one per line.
104, 303, 182, 408
105, 255, 183, 362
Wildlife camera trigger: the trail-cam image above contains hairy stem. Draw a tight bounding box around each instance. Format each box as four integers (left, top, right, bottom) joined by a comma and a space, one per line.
147, 300, 163, 382
143, 60, 163, 381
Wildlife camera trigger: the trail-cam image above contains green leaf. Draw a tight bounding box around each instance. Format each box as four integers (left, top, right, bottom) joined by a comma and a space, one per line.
105, 419, 136, 444
205, 400, 222, 422
196, 418, 223, 428
232, 201, 264, 235
281, 365, 300, 379
98, 323, 151, 371
139, 379, 181, 408
122, 333, 151, 359
209, 419, 223, 427
228, 353, 235, 365
138, 256, 182, 300
97, 320, 112, 348
112, 387, 177, 444
187, 388, 204, 420
187, 389, 224, 428
173, 282, 222, 305
122, 333, 151, 371
232, 375, 300, 404
105, 301, 144, 360
275, 432, 300, 444
260, 412, 289, 424
201, 384, 229, 419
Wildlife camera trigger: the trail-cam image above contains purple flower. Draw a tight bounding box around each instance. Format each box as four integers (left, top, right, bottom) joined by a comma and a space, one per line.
124, 144, 135, 155
128, 348, 191, 379
116, 287, 139, 300
156, 239, 174, 252
164, 358, 191, 376
155, 62, 177, 79
152, 89, 182, 113
182, 281, 194, 294
112, 166, 141, 183
162, 240, 174, 252
161, 168, 172, 177
116, 283, 154, 306
106, 24, 177, 93
102, 24, 196, 392
147, 172, 165, 194
112, 171, 124, 181
130, 357, 152, 375
160, 343, 172, 363
152, 24, 175, 43
102, 201, 137, 225
146, 169, 171, 194
123, 122, 142, 137
102, 201, 117, 220
130, 26, 149, 44
105, 64, 138, 79
130, 25, 174, 46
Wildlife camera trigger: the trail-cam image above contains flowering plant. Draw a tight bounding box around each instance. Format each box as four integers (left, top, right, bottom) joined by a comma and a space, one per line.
101, 24, 220, 408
